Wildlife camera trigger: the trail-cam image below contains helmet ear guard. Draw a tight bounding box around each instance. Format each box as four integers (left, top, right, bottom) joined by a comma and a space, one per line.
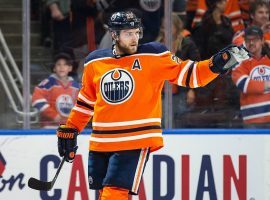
138, 27, 143, 39
111, 31, 119, 41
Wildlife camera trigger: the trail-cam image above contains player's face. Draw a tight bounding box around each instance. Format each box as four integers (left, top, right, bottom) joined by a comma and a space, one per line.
244, 35, 264, 55
252, 5, 269, 26
116, 28, 140, 55
54, 58, 72, 79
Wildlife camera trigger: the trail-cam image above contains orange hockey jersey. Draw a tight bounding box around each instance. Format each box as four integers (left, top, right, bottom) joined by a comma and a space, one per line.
232, 56, 270, 124
192, 0, 244, 32
66, 42, 218, 152
32, 74, 80, 128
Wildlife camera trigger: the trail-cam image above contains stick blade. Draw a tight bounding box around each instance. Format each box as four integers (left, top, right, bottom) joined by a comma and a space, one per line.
28, 177, 53, 191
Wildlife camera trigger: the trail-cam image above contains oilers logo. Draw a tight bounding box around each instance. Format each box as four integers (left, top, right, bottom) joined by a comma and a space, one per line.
100, 68, 134, 104
251, 65, 270, 81
56, 95, 74, 117
258, 66, 265, 75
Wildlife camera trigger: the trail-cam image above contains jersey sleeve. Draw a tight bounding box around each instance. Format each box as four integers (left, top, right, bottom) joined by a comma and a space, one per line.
66, 63, 96, 131
153, 51, 219, 88
232, 62, 265, 94
32, 81, 58, 120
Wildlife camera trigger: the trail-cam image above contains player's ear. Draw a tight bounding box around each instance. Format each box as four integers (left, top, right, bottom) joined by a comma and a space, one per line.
111, 32, 119, 41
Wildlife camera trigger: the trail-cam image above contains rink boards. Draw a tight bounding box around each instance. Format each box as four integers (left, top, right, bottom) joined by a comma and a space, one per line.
0, 129, 269, 200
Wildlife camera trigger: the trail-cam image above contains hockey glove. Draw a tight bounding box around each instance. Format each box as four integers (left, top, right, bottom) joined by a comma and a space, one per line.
210, 45, 250, 74
57, 125, 78, 162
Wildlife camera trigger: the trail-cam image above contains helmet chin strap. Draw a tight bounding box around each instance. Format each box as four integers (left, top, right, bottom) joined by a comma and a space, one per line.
112, 40, 121, 59
111, 32, 122, 59
111, 31, 138, 58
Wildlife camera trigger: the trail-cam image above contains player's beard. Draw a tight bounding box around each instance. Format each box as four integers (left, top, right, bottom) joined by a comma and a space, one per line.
116, 41, 138, 55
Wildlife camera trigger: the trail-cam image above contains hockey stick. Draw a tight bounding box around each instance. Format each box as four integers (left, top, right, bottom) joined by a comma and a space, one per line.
28, 156, 66, 191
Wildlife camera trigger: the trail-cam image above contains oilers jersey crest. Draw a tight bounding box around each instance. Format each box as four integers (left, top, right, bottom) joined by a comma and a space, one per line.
66, 42, 218, 152
56, 94, 75, 117
100, 68, 134, 104
251, 65, 270, 81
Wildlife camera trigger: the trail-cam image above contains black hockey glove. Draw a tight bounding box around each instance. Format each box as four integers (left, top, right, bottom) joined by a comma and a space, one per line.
57, 125, 78, 162
210, 45, 250, 74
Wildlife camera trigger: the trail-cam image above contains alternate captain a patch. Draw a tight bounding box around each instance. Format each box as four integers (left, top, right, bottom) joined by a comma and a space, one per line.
100, 68, 135, 104
132, 58, 142, 70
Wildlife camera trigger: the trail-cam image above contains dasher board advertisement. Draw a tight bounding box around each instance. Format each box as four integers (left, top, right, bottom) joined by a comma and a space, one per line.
0, 131, 269, 200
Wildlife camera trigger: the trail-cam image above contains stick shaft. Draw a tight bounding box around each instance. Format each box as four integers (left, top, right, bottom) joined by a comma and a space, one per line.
50, 155, 66, 187
28, 156, 66, 191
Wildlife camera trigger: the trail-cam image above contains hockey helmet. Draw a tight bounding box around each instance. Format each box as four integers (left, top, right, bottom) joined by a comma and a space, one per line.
108, 11, 143, 31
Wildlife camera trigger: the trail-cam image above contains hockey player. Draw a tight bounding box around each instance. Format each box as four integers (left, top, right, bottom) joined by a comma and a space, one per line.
32, 53, 80, 128
56, 11, 249, 199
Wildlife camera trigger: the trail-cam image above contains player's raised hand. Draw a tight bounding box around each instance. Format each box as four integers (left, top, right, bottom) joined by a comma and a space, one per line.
210, 45, 250, 74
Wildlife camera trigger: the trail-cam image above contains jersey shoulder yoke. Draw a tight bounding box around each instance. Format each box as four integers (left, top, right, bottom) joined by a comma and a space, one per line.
85, 48, 113, 64
137, 42, 168, 54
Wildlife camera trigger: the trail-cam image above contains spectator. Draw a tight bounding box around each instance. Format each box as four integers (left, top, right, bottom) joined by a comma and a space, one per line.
232, 26, 270, 128
233, 0, 270, 46
156, 13, 200, 60
32, 53, 80, 128
156, 13, 201, 127
192, 0, 244, 33
192, 0, 234, 59
190, 0, 239, 128
46, 0, 72, 53
185, 0, 199, 31
69, 0, 99, 79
